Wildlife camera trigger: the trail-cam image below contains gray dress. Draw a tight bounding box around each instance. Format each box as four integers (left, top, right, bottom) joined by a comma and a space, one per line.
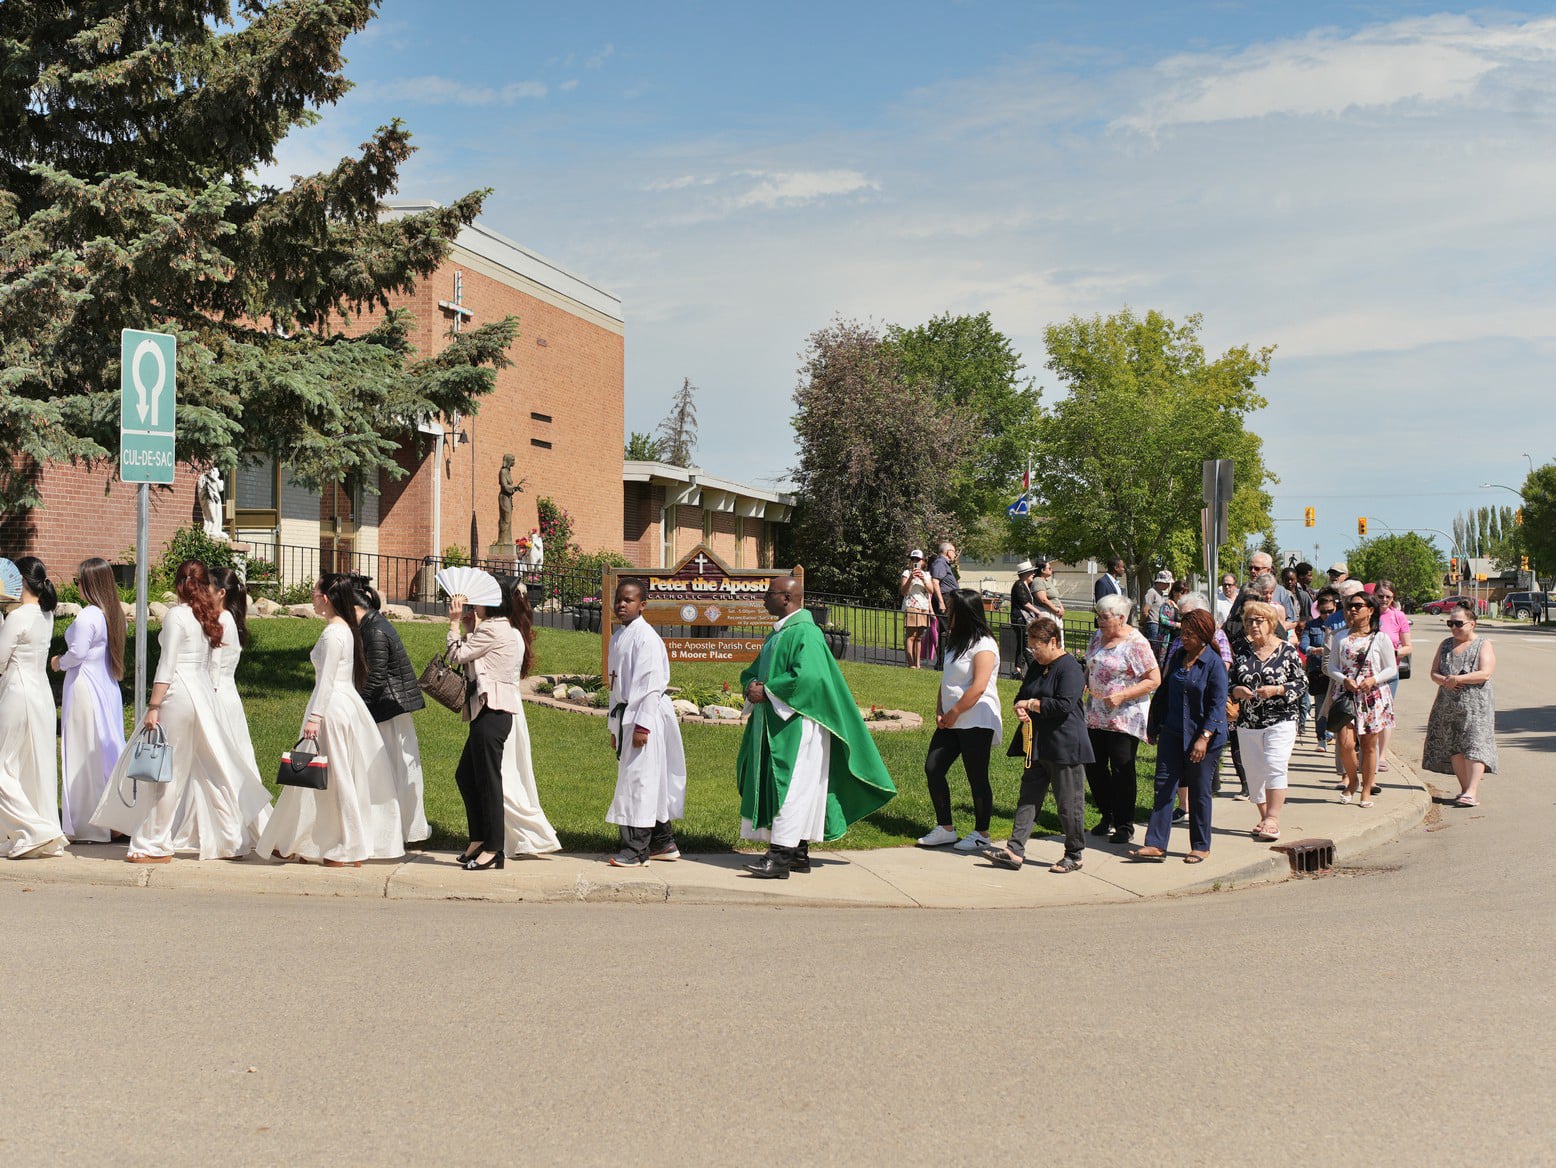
1421, 637, 1497, 774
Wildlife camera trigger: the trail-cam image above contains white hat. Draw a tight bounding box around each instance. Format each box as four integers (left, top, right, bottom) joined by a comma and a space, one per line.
1015, 559, 1036, 575
1328, 561, 1348, 575
1155, 569, 1173, 584
909, 549, 924, 560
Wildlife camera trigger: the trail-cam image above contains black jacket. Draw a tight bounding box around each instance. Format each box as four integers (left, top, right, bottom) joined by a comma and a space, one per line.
358, 609, 425, 722
1005, 652, 1094, 766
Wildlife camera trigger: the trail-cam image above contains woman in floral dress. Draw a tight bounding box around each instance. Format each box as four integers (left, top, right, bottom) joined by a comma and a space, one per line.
1083, 593, 1161, 845
1422, 602, 1497, 808
1325, 589, 1397, 807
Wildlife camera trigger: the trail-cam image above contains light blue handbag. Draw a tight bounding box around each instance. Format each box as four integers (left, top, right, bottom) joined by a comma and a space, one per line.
119, 724, 174, 806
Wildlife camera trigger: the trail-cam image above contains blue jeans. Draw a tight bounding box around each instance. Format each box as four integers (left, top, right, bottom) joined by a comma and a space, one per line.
1145, 733, 1222, 854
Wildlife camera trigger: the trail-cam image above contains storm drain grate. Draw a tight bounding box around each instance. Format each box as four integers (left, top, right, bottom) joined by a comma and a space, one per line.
1272, 838, 1335, 875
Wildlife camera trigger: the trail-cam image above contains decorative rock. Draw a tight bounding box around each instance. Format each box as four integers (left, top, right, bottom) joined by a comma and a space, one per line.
553, 684, 570, 700
382, 603, 415, 621
148, 602, 169, 621
701, 704, 743, 720
254, 597, 282, 616
671, 699, 699, 718
160, 591, 177, 604
567, 685, 589, 702
286, 603, 320, 619
54, 602, 81, 618
120, 602, 135, 621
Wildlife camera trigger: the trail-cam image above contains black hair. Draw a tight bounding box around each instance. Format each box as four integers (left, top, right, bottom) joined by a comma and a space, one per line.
615, 576, 648, 600
319, 573, 368, 690
207, 566, 250, 648
354, 583, 383, 611
1314, 586, 1341, 608
944, 587, 995, 661
1346, 589, 1383, 633
1295, 562, 1314, 575
15, 556, 56, 612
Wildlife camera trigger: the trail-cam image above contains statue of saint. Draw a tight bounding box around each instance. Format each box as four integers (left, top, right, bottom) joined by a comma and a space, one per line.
496, 453, 522, 547
198, 468, 227, 541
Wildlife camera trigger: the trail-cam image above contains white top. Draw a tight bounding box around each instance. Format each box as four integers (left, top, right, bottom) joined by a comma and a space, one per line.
940, 635, 1002, 732
900, 568, 933, 613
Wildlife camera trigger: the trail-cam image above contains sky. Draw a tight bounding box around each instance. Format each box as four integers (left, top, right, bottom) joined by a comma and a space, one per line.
267, 0, 1556, 568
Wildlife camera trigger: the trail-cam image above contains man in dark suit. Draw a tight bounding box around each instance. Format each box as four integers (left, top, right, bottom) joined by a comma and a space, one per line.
1093, 557, 1127, 603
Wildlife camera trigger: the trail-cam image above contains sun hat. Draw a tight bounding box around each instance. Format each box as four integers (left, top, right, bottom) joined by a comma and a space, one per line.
1015, 559, 1036, 575
1328, 561, 1348, 575
1154, 569, 1173, 584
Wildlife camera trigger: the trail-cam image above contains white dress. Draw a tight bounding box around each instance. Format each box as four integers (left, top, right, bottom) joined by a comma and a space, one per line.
605, 618, 687, 829
502, 629, 560, 856
0, 604, 66, 857
92, 605, 257, 859
171, 611, 272, 851
57, 605, 125, 842
255, 622, 404, 864
379, 713, 430, 844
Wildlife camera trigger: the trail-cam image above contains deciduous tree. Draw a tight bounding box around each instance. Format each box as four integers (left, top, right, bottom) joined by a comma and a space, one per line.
1519, 464, 1556, 577
1345, 533, 1446, 604
0, 1, 517, 512
1033, 309, 1275, 597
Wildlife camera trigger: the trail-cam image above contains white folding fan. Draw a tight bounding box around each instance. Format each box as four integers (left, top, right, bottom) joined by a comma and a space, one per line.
434, 565, 503, 608
0, 557, 22, 601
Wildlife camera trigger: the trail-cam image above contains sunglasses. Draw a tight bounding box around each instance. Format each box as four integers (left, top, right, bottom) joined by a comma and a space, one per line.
1345, 602, 1369, 611
1446, 619, 1468, 627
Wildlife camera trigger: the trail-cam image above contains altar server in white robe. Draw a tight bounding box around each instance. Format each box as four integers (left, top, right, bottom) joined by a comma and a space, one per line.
256, 574, 404, 867
93, 560, 255, 861
501, 589, 560, 858
0, 557, 67, 858
604, 578, 686, 867
52, 557, 126, 843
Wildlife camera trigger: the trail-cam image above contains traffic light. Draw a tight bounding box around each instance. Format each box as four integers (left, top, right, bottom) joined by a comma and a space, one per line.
1516, 508, 1524, 526
1522, 555, 1530, 571
1449, 556, 1459, 583
1357, 516, 1368, 536
1304, 506, 1315, 527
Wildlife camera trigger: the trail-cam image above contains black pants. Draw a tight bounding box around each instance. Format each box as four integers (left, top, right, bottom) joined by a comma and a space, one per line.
924, 726, 994, 833
1010, 761, 1087, 861
455, 707, 511, 849
1010, 621, 1032, 678
1085, 728, 1140, 829
1227, 729, 1249, 794
619, 821, 676, 861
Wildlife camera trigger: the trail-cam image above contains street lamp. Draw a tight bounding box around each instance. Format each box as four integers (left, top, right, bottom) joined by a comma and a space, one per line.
1480, 482, 1525, 499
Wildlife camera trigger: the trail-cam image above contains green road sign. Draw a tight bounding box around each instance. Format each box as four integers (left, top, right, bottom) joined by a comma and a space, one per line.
120, 329, 177, 483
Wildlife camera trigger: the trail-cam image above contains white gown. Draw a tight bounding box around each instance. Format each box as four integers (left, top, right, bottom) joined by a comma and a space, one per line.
171, 610, 272, 851
503, 630, 559, 856
379, 713, 430, 844
255, 622, 404, 864
92, 605, 256, 859
605, 619, 687, 829
0, 604, 66, 857
58, 606, 126, 841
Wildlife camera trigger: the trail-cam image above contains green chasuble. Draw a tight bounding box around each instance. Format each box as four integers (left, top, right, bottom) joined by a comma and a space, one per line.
736, 610, 896, 840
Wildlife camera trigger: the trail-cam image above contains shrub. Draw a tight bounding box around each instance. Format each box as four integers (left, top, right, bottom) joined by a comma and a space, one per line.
536, 497, 577, 556
277, 582, 313, 605
246, 557, 278, 580
160, 526, 239, 579
441, 544, 469, 568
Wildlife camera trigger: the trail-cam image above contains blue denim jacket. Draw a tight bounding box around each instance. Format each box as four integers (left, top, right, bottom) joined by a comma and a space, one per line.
1147, 647, 1229, 749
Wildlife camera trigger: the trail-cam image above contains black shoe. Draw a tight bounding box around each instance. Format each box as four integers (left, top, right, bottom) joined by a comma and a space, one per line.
745, 848, 792, 880
1089, 819, 1114, 838
462, 851, 504, 871
1171, 808, 1188, 824
789, 841, 811, 873
1109, 825, 1133, 845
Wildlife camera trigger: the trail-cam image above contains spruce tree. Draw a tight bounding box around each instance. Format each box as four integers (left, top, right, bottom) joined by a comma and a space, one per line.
0, 1, 518, 511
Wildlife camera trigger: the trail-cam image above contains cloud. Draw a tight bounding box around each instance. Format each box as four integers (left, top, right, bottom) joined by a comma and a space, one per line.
732, 169, 878, 209
586, 43, 615, 70
358, 75, 547, 106
559, 78, 579, 92
1118, 14, 1556, 131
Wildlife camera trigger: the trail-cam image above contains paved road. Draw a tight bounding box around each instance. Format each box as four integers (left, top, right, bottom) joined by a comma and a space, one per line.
2, 619, 1551, 1166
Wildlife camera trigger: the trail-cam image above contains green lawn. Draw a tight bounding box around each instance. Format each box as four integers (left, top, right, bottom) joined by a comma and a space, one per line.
64, 618, 1161, 852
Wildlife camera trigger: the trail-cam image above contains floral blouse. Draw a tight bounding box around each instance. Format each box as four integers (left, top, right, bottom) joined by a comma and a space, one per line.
1084, 629, 1157, 739
1230, 641, 1307, 729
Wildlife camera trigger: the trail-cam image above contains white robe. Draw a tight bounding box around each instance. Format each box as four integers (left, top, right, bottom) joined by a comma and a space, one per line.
0, 605, 65, 856
502, 678, 560, 856
605, 619, 687, 829
378, 712, 430, 844
58, 605, 125, 842
739, 690, 832, 848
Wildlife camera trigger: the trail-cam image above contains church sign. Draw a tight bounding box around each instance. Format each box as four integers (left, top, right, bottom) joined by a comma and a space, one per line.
600, 544, 802, 672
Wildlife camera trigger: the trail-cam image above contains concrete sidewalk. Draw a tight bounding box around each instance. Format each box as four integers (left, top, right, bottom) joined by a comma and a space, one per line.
0, 741, 1431, 909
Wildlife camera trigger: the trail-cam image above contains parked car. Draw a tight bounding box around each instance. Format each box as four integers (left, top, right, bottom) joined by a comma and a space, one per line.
1501, 591, 1549, 620
1421, 595, 1490, 615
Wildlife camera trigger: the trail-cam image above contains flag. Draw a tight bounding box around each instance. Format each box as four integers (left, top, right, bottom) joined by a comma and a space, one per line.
1007, 495, 1030, 518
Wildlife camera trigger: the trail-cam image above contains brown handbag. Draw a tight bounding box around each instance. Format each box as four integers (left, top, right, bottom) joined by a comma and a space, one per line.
418, 649, 468, 714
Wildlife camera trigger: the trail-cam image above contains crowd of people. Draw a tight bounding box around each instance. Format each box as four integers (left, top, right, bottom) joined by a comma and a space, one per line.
909, 550, 1500, 871
0, 547, 1500, 876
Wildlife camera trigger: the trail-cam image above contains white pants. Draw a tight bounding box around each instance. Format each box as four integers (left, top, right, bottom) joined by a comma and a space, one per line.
1239, 721, 1297, 806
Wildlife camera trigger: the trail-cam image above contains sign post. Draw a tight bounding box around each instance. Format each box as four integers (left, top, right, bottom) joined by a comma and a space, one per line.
120, 329, 177, 722
1202, 459, 1233, 600
600, 545, 794, 679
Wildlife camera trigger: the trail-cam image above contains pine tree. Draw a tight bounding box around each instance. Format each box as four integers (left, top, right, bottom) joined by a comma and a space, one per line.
654, 377, 699, 468
0, 1, 518, 512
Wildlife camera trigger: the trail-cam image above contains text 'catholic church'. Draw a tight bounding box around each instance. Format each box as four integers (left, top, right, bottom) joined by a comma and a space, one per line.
2, 205, 792, 591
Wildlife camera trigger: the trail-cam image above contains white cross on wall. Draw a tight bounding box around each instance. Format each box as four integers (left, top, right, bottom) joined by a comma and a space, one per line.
694, 554, 709, 573
438, 270, 475, 334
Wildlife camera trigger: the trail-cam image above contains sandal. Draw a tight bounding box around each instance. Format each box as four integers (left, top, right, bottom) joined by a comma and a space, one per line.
984, 847, 1023, 871
1453, 794, 1479, 807
1184, 852, 1209, 864
1253, 825, 1280, 842
1127, 847, 1167, 863
1048, 857, 1082, 874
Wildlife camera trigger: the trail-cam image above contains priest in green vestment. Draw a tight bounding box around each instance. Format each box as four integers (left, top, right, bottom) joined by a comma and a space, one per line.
737, 577, 896, 878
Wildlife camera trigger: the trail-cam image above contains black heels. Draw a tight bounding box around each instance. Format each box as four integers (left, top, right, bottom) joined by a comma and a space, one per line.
462, 850, 504, 871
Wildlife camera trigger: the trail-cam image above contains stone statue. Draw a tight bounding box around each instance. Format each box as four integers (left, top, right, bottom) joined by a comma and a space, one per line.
198, 468, 227, 541
494, 453, 524, 550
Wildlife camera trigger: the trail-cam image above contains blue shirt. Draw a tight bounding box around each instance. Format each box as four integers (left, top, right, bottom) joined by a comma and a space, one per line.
1163, 664, 1188, 739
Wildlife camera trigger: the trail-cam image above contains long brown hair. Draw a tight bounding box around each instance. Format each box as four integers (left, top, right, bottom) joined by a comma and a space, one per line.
174, 560, 225, 649
77, 557, 126, 680
207, 566, 249, 648
319, 573, 368, 691
502, 578, 536, 679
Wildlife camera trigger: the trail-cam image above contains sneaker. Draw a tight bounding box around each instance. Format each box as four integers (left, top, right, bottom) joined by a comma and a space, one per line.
917, 825, 959, 848
608, 852, 647, 867
648, 846, 681, 862
1171, 808, 1188, 824
953, 830, 991, 852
